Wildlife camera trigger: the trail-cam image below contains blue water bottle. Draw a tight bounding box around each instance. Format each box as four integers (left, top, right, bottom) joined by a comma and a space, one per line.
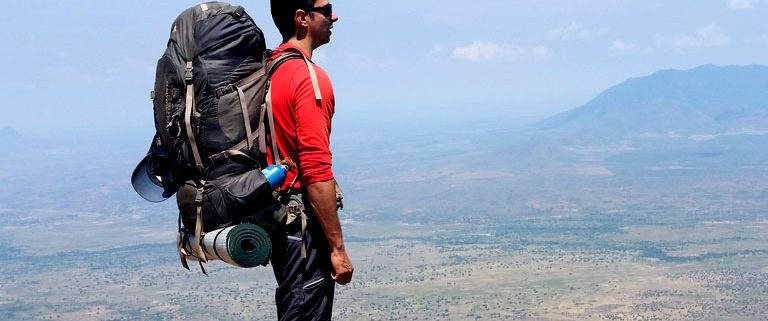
261, 164, 288, 190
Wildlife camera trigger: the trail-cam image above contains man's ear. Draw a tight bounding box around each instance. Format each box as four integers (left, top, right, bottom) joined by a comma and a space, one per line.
294, 9, 309, 28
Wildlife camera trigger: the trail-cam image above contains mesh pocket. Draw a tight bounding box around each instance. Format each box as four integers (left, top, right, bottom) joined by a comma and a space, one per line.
177, 180, 231, 233
176, 168, 276, 233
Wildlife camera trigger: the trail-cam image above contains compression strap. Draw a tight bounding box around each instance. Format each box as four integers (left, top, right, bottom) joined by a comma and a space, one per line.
237, 86, 253, 149
228, 65, 267, 152
184, 61, 204, 171
194, 183, 208, 276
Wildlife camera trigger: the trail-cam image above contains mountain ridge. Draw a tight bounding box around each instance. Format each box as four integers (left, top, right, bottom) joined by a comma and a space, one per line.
0, 126, 28, 151
534, 64, 768, 138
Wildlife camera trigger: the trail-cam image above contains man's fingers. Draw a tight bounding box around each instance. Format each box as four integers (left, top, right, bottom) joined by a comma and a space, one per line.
336, 275, 350, 285
331, 269, 353, 285
341, 270, 352, 284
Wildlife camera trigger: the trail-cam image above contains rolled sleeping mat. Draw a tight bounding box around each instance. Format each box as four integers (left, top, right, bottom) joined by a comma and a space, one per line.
185, 223, 272, 268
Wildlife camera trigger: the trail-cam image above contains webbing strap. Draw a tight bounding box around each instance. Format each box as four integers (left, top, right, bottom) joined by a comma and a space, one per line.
301, 55, 322, 101
198, 260, 208, 276
228, 137, 248, 152
268, 48, 321, 101
237, 86, 253, 149
265, 87, 282, 166
256, 98, 267, 155
286, 201, 308, 259
223, 64, 269, 156
229, 66, 267, 152
177, 212, 190, 270
235, 65, 265, 88
335, 181, 344, 210
211, 226, 227, 264
193, 185, 207, 264
184, 62, 204, 171
265, 52, 301, 78
177, 231, 190, 270
222, 149, 258, 164
300, 208, 307, 259
264, 53, 298, 166
223, 149, 249, 158
264, 50, 322, 167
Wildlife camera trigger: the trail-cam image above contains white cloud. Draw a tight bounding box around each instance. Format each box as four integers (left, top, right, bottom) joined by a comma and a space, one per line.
451, 41, 551, 62
728, 0, 763, 9
611, 39, 636, 52
689, 134, 718, 141
549, 22, 598, 40
674, 24, 730, 48
451, 41, 524, 61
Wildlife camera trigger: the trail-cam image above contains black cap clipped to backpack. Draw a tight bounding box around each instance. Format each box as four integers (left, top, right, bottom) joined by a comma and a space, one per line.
131, 133, 179, 202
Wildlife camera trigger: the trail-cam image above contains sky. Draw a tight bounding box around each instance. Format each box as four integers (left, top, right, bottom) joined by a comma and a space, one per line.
1, 0, 767, 139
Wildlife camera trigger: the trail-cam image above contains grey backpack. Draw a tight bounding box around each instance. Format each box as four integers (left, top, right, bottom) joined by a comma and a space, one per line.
153, 2, 268, 178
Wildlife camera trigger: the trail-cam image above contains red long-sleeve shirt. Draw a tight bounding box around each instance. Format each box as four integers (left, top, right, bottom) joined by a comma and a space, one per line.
266, 44, 335, 190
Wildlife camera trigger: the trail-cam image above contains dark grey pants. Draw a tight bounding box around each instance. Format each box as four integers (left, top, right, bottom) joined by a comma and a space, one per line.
270, 201, 335, 321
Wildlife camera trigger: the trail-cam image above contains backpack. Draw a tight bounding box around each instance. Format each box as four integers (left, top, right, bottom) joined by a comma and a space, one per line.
131, 2, 318, 274
152, 2, 267, 178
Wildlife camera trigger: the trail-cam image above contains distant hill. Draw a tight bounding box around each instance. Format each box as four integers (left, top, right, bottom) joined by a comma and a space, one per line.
0, 126, 28, 150
535, 64, 768, 138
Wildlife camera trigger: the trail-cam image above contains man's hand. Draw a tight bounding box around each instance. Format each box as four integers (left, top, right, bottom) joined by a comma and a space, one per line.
330, 249, 354, 284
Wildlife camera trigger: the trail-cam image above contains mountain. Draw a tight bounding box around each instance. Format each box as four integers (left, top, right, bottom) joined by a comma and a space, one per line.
535, 64, 768, 138
0, 126, 28, 151
468, 64, 768, 184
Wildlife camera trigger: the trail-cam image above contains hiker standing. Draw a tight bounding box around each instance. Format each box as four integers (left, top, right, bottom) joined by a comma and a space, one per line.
267, 1, 353, 320
132, 0, 351, 317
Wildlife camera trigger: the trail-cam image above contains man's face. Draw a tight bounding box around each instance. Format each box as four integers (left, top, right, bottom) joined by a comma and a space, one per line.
306, 0, 338, 48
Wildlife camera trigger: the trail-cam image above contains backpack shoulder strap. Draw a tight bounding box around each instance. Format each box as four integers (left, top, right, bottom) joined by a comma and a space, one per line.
268, 48, 322, 100
264, 49, 321, 166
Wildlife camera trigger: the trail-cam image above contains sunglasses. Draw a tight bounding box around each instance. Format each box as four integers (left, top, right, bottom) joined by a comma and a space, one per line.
305, 3, 332, 17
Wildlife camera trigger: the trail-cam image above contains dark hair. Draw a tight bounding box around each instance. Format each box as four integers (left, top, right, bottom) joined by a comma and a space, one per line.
271, 0, 317, 40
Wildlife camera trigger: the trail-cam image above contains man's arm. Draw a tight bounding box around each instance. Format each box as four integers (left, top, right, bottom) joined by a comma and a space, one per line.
305, 178, 354, 285
284, 59, 352, 284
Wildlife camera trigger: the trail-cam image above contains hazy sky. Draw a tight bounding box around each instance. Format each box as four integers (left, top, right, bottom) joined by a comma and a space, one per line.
1, 0, 767, 137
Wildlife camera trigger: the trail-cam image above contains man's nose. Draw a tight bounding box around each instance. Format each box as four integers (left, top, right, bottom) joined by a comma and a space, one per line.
331, 12, 338, 22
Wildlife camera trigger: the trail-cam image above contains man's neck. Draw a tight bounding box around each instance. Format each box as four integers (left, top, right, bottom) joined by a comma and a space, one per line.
285, 37, 314, 59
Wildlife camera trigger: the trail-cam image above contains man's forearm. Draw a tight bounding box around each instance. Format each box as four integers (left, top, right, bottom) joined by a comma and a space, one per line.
305, 178, 346, 251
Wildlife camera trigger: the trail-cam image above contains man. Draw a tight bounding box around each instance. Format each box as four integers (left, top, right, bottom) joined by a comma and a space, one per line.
267, 1, 353, 320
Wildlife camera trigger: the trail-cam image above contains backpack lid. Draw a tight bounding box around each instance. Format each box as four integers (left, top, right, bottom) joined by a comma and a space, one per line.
131, 134, 179, 202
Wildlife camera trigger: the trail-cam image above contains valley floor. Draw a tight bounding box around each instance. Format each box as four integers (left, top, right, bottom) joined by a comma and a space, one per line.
1, 217, 767, 321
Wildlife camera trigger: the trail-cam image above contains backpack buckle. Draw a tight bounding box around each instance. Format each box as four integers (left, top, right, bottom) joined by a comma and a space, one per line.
185, 61, 194, 84
205, 152, 226, 168
214, 85, 236, 97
